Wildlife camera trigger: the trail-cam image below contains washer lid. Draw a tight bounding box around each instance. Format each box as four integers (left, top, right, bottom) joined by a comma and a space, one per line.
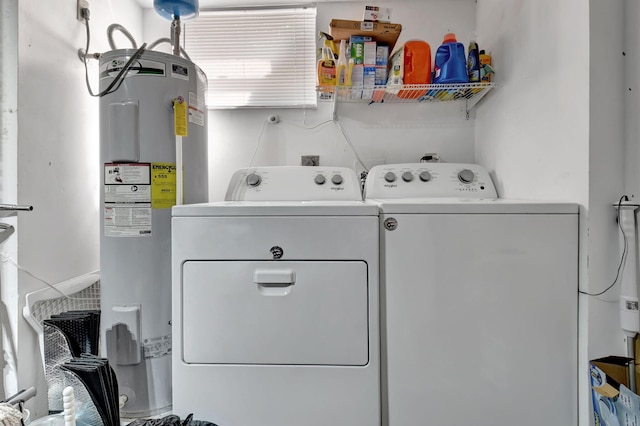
371, 198, 579, 214
172, 200, 379, 216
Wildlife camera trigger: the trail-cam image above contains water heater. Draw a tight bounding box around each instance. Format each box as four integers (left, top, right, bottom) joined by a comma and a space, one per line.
98, 48, 208, 417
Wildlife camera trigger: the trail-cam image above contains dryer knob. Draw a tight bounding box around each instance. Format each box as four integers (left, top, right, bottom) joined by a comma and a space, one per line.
246, 173, 262, 187
458, 169, 475, 184
384, 172, 396, 183
419, 171, 432, 182
315, 174, 326, 185
331, 174, 343, 185
402, 171, 414, 182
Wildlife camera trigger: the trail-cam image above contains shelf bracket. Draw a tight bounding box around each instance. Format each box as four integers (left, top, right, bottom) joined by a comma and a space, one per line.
464, 85, 493, 119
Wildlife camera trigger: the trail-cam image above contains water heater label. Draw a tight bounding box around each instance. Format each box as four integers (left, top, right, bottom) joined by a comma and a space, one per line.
104, 163, 152, 237
104, 204, 152, 237
171, 64, 189, 81
100, 58, 166, 80
151, 163, 177, 209
143, 334, 172, 359
188, 91, 205, 127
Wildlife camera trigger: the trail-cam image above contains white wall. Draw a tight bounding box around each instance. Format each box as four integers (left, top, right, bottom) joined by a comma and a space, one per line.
145, 0, 479, 201
0, 0, 20, 403
9, 0, 142, 417
474, 1, 627, 426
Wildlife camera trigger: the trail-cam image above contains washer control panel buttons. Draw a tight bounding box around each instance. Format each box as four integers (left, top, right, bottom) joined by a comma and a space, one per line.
402, 172, 414, 182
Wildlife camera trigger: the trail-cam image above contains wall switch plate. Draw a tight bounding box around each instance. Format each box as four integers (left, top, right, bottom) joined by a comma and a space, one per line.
77, 0, 89, 22
301, 155, 320, 166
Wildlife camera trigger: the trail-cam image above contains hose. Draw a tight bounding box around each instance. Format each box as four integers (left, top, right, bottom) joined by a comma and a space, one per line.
107, 24, 138, 50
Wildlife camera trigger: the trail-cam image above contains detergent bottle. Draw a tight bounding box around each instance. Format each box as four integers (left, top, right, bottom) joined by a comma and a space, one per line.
433, 33, 469, 84
467, 41, 480, 82
387, 40, 431, 99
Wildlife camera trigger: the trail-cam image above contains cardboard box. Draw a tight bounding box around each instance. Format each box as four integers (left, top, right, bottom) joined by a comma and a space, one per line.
350, 35, 372, 65
376, 45, 389, 66
329, 19, 402, 53
362, 66, 376, 100
364, 41, 377, 65
590, 357, 634, 424
363, 5, 392, 23
375, 66, 387, 86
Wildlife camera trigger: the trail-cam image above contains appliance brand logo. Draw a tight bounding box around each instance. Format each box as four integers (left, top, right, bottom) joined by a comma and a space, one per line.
270, 246, 284, 259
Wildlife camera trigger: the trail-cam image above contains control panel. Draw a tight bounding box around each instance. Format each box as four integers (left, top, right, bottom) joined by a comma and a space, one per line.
364, 163, 498, 199
225, 166, 363, 201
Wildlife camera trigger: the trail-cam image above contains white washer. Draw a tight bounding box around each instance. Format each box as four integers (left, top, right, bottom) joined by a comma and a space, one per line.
172, 166, 380, 426
365, 163, 578, 426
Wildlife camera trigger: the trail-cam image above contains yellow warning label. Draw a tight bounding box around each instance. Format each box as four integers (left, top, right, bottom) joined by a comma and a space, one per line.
151, 163, 177, 209
173, 97, 188, 136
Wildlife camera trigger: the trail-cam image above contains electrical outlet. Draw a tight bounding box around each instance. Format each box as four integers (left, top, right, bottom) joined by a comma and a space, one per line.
77, 0, 89, 22
301, 155, 320, 166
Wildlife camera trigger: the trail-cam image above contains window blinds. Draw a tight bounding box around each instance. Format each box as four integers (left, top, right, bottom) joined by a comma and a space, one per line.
184, 7, 317, 109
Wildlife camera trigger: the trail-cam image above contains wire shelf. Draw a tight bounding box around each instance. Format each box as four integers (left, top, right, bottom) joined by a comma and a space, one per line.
318, 82, 495, 107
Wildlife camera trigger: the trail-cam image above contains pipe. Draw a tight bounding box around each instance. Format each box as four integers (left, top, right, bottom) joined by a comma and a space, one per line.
3, 387, 36, 405
617, 202, 640, 393
171, 18, 181, 57
618, 204, 640, 337
147, 38, 192, 61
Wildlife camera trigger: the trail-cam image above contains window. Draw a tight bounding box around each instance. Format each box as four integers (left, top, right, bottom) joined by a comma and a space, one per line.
184, 7, 317, 109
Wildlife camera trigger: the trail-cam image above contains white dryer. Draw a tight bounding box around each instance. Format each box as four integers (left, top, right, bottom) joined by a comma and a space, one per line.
365, 163, 579, 426
171, 166, 380, 426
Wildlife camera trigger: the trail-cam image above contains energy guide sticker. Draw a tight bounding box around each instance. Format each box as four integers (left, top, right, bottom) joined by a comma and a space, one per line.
104, 163, 152, 237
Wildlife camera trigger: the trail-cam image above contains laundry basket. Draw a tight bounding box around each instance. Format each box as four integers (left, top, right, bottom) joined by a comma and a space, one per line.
22, 271, 101, 368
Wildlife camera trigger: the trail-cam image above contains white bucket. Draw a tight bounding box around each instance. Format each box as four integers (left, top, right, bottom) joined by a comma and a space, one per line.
28, 413, 64, 426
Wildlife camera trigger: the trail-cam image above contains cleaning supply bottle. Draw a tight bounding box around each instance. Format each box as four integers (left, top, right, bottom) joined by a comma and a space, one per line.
336, 39, 349, 86
387, 40, 431, 99
479, 50, 494, 82
433, 33, 469, 84
317, 41, 336, 99
467, 41, 480, 82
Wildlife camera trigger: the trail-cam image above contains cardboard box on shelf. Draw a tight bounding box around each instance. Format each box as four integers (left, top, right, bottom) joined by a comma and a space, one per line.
590, 356, 636, 425
329, 19, 402, 53
363, 6, 392, 23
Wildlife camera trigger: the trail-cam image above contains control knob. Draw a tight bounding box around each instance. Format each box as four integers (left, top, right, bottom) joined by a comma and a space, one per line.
384, 172, 396, 183
402, 172, 414, 182
332, 174, 343, 185
246, 173, 262, 187
314, 174, 326, 185
419, 171, 432, 182
458, 169, 475, 184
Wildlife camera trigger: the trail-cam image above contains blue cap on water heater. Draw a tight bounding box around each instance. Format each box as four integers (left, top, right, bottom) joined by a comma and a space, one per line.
154, 0, 199, 21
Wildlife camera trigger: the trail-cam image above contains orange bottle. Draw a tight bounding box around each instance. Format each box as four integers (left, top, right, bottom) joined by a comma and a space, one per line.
388, 40, 431, 99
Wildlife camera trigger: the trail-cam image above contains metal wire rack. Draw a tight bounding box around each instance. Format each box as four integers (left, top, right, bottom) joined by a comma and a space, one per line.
318, 82, 495, 118
23, 271, 101, 367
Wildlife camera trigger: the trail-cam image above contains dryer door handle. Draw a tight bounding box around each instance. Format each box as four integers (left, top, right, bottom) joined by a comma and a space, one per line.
254, 269, 296, 286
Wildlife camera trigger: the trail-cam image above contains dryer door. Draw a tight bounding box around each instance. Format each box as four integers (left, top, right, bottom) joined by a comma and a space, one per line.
181, 260, 369, 366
